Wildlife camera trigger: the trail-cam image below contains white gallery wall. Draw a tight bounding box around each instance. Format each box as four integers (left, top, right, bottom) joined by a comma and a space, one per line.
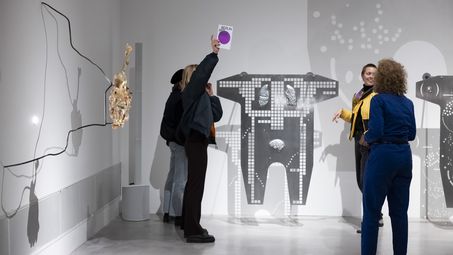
0, 0, 123, 254
120, 0, 453, 219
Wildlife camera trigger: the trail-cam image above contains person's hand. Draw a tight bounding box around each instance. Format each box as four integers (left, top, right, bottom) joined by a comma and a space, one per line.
332, 109, 342, 123
206, 82, 214, 96
211, 35, 220, 54
359, 134, 369, 147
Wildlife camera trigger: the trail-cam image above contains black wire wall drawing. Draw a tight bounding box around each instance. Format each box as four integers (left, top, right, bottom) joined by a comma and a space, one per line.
0, 2, 129, 232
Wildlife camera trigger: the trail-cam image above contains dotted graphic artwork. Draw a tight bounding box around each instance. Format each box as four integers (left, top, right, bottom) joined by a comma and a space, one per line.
217, 73, 338, 206
413, 128, 453, 224
416, 76, 453, 208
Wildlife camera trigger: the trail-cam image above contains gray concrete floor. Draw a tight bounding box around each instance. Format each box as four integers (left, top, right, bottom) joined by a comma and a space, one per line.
72, 215, 453, 255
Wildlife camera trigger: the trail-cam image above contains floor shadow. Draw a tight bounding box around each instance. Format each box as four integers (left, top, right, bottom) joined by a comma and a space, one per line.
149, 136, 171, 214
320, 122, 361, 217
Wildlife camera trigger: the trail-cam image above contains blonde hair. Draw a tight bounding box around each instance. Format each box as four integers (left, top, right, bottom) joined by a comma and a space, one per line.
181, 64, 197, 91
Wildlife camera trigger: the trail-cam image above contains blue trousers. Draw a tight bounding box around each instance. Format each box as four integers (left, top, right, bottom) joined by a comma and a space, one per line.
361, 143, 412, 255
163, 142, 187, 216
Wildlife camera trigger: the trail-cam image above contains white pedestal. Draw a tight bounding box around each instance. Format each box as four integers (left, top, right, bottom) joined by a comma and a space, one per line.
121, 184, 150, 221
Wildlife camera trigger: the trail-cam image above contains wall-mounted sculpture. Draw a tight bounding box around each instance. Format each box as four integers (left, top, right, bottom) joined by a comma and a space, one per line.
109, 44, 133, 129
217, 73, 338, 208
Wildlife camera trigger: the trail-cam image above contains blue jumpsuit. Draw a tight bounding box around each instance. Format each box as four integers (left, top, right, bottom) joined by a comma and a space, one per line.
361, 93, 416, 255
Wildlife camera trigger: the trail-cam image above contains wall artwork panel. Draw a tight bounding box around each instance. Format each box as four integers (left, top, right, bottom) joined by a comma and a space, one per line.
416, 76, 453, 213
217, 73, 338, 216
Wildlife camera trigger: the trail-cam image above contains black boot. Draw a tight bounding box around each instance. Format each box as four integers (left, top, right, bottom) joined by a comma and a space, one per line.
163, 213, 170, 223
174, 216, 182, 226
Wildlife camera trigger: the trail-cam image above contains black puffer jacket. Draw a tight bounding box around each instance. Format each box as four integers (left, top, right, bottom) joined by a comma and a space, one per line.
179, 53, 223, 141
160, 84, 184, 145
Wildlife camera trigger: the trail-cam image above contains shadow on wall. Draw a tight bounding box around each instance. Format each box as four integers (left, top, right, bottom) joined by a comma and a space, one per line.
6, 60, 87, 250
43, 1, 83, 158
27, 179, 39, 247
70, 67, 83, 156
0, 176, 40, 248
320, 122, 361, 217
149, 136, 171, 214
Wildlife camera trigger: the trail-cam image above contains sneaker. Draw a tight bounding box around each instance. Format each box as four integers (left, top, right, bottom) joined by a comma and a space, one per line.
163, 213, 170, 223
185, 231, 215, 243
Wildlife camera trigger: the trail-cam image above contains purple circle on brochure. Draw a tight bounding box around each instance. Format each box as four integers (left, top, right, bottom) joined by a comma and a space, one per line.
218, 31, 230, 44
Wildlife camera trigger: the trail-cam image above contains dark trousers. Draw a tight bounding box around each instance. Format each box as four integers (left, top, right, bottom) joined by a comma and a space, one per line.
183, 130, 208, 235
354, 136, 370, 192
361, 144, 412, 255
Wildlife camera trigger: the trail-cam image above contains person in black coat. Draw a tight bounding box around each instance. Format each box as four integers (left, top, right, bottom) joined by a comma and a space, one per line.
179, 36, 222, 243
160, 69, 187, 224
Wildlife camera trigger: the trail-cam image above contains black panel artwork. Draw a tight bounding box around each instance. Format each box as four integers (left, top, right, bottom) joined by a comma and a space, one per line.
217, 73, 338, 206
413, 128, 453, 224
416, 75, 453, 208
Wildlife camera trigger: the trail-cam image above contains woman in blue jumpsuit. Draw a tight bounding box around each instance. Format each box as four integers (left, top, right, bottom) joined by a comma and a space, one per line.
361, 59, 416, 255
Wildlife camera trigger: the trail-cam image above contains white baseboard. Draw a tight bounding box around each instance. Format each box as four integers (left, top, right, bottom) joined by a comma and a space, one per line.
32, 197, 120, 255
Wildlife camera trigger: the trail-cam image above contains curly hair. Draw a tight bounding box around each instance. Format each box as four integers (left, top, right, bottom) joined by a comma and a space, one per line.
374, 58, 407, 95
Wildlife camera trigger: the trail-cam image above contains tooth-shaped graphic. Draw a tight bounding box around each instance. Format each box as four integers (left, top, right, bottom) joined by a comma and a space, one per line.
269, 139, 285, 151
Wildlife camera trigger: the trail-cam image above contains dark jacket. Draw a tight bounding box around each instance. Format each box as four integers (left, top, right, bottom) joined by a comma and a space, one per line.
160, 84, 184, 145
179, 53, 223, 142
364, 93, 416, 144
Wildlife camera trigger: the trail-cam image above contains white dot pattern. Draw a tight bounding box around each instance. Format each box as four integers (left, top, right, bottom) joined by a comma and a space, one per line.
318, 3, 402, 55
